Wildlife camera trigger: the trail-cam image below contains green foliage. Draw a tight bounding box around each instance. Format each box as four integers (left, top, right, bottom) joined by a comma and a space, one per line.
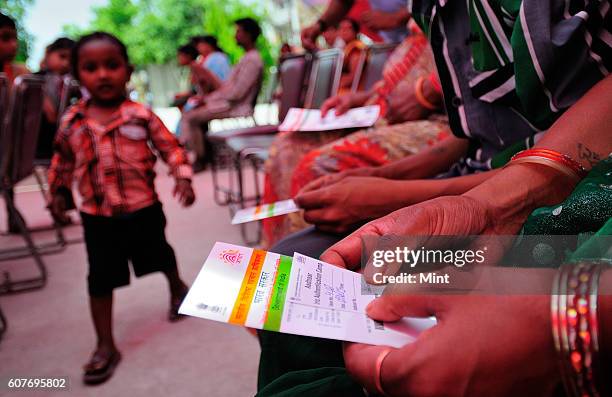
63, 0, 277, 72
0, 0, 34, 63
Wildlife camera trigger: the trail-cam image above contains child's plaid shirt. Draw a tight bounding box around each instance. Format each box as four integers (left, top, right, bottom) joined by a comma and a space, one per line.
48, 98, 193, 217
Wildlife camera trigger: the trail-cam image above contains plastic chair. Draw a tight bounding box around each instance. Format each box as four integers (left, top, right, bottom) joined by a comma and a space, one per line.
0, 75, 50, 294
32, 77, 81, 209
361, 43, 397, 91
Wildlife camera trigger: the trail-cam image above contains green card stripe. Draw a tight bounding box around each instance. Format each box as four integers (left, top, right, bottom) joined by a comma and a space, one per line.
267, 203, 276, 218
263, 255, 292, 331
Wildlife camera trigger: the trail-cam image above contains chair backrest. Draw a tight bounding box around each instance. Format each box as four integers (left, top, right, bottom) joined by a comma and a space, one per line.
303, 48, 343, 109
361, 43, 397, 91
0, 74, 8, 134
56, 76, 81, 121
277, 54, 309, 122
350, 49, 369, 93
0, 75, 45, 186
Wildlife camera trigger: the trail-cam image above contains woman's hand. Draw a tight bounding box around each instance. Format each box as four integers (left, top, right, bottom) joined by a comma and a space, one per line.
295, 177, 417, 234
320, 196, 494, 270
299, 166, 381, 194
343, 292, 560, 397
321, 91, 371, 117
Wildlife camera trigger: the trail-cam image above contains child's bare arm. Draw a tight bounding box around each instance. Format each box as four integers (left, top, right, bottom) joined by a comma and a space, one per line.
148, 112, 195, 207
148, 112, 193, 179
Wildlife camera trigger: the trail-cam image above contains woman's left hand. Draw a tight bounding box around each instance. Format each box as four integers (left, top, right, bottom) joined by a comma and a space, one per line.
344, 292, 560, 397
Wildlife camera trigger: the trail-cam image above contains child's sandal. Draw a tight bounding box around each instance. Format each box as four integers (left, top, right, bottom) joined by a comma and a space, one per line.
82, 350, 122, 385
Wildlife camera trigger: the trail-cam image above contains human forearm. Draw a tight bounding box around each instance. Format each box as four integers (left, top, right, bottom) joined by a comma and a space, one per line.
318, 0, 354, 27
536, 74, 612, 170
193, 66, 222, 91
387, 169, 500, 208
463, 75, 612, 232
373, 135, 469, 180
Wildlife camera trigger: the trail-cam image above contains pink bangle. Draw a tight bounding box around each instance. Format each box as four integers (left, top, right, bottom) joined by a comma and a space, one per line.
508, 149, 587, 183
375, 348, 393, 396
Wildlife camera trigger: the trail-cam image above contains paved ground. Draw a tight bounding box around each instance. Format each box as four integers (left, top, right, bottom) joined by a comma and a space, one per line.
0, 167, 262, 397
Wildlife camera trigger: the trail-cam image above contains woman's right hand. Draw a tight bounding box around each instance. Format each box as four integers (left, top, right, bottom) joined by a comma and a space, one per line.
299, 166, 380, 194
320, 94, 355, 117
320, 195, 495, 270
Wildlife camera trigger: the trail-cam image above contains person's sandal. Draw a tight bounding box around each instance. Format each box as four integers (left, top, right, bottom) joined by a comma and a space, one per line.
83, 350, 122, 385
168, 288, 188, 322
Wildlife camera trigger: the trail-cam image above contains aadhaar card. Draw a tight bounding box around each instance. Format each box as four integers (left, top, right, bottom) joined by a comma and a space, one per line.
278, 106, 381, 132
179, 242, 435, 347
231, 199, 300, 224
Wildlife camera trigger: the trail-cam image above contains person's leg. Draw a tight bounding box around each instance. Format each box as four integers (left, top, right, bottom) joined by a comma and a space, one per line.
128, 203, 188, 321
81, 212, 126, 384
181, 105, 231, 169
89, 293, 118, 355
290, 119, 450, 195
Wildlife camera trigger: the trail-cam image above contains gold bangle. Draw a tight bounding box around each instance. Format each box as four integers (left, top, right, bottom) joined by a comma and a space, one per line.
375, 348, 392, 396
414, 76, 438, 111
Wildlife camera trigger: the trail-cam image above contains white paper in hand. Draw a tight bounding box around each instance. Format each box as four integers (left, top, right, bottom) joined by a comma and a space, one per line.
231, 199, 300, 224
179, 242, 436, 348
279, 105, 381, 132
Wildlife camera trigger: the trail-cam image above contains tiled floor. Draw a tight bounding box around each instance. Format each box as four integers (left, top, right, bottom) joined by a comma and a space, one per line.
0, 167, 261, 397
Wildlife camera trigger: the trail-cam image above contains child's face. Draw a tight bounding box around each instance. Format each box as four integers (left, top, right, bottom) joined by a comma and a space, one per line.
77, 39, 132, 104
339, 20, 357, 44
196, 42, 213, 57
0, 26, 18, 63
177, 52, 192, 66
45, 48, 71, 75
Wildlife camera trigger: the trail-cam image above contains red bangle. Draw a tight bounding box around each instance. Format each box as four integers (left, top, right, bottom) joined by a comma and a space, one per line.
509, 149, 587, 182
428, 72, 442, 94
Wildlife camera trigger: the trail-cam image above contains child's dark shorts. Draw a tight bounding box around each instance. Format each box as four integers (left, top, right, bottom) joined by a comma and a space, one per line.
81, 202, 177, 297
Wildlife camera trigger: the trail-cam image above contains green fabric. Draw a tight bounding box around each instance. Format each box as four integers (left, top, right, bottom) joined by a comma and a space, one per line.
257, 367, 365, 397
256, 331, 364, 397
522, 156, 612, 235
508, 156, 612, 267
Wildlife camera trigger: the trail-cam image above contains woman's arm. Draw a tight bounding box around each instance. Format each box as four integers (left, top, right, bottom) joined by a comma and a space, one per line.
464, 74, 612, 229
374, 134, 469, 180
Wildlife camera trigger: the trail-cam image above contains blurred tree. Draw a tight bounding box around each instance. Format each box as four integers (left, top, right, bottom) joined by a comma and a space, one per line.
63, 0, 276, 71
0, 0, 34, 63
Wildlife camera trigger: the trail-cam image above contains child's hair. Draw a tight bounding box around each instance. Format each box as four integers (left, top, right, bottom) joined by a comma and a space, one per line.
191, 35, 223, 53
0, 12, 16, 30
235, 18, 261, 42
178, 43, 198, 60
46, 37, 75, 53
71, 31, 129, 79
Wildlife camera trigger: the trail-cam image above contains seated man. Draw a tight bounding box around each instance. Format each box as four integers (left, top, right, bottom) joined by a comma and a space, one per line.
180, 18, 263, 172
